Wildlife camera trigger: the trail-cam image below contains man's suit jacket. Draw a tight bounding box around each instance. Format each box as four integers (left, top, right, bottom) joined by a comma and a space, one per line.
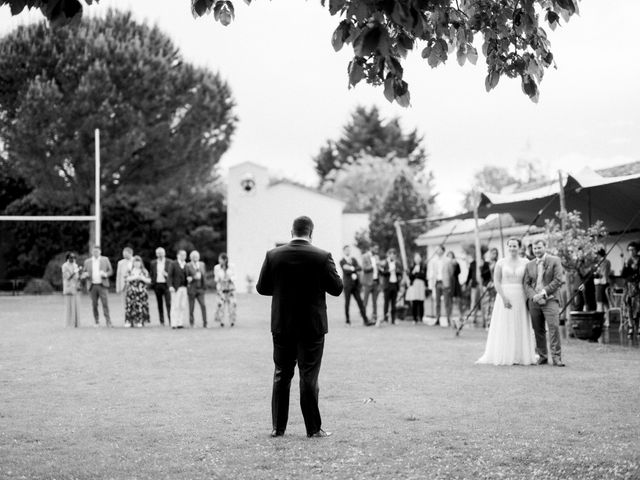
256, 239, 343, 338
150, 258, 173, 287
115, 258, 132, 293
168, 261, 188, 290
360, 251, 379, 287
378, 259, 404, 290
339, 257, 361, 289
523, 254, 564, 300
185, 261, 207, 293
83, 256, 113, 288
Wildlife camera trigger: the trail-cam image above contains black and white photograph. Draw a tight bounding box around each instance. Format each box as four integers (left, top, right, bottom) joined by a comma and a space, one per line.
1, 0, 639, 478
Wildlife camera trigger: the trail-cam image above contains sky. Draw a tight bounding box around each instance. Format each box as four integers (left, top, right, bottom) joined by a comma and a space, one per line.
1, 1, 639, 214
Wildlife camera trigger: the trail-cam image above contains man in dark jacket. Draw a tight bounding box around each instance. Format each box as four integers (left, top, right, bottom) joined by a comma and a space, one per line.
256, 216, 343, 439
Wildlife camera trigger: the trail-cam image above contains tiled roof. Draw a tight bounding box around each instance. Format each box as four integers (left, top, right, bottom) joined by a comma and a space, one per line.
596, 160, 640, 177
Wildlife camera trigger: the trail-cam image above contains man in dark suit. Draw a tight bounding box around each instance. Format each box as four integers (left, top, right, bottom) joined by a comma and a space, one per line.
523, 239, 565, 366
150, 247, 173, 326
378, 248, 404, 325
339, 245, 371, 326
186, 250, 207, 328
257, 216, 343, 439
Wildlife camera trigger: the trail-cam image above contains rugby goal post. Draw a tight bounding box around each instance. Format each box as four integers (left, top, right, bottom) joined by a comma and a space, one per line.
0, 129, 102, 247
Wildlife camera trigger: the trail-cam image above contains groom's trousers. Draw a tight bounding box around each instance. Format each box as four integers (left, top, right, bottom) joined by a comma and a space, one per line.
529, 298, 562, 363
272, 333, 324, 435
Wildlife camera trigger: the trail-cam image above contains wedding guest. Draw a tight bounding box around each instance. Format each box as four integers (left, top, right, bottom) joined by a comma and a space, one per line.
378, 248, 404, 326
150, 247, 172, 326
621, 241, 640, 336
465, 252, 482, 325
361, 243, 381, 323
61, 252, 80, 328
168, 249, 189, 329
214, 253, 237, 327
339, 245, 370, 326
186, 250, 208, 328
124, 255, 151, 327
594, 248, 611, 325
428, 245, 453, 326
524, 244, 535, 260
115, 247, 134, 309
406, 251, 427, 324
481, 247, 499, 328
447, 251, 464, 328
574, 248, 597, 312
82, 245, 113, 327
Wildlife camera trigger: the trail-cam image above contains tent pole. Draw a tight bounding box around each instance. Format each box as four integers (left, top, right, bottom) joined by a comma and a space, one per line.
558, 170, 567, 231
473, 195, 484, 326
498, 214, 505, 256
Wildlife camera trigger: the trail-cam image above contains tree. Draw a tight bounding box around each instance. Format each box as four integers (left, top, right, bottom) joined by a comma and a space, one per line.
369, 171, 429, 255
314, 106, 427, 183
1, 0, 581, 104
322, 154, 434, 213
462, 160, 550, 211
0, 10, 237, 206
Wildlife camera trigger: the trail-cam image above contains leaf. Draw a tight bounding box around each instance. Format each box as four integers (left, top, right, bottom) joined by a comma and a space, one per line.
456, 46, 466, 66
329, 0, 345, 15
383, 75, 395, 102
192, 0, 212, 17
485, 70, 499, 92
331, 21, 350, 52
466, 45, 478, 65
348, 60, 365, 87
9, 0, 27, 15
354, 25, 382, 57
387, 56, 403, 77
521, 74, 539, 102
219, 4, 233, 26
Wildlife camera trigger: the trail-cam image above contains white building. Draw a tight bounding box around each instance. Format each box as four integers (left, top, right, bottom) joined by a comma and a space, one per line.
227, 161, 369, 292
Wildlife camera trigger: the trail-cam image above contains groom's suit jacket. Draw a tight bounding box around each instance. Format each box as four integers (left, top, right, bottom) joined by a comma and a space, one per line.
523, 254, 564, 300
256, 239, 343, 338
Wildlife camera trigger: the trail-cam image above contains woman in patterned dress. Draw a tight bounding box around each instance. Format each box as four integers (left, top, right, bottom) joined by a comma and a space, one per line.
621, 241, 640, 336
125, 256, 151, 327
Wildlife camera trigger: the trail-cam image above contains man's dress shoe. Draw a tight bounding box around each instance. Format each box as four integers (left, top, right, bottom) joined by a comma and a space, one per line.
307, 429, 332, 438
270, 430, 285, 438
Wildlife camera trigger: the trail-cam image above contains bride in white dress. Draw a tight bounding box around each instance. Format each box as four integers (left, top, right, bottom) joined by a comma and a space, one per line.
476, 237, 537, 366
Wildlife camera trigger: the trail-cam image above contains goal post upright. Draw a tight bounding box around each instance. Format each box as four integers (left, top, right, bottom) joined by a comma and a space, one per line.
94, 128, 101, 248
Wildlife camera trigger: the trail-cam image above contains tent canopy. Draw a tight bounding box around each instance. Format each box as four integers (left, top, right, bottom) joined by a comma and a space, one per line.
454, 168, 640, 234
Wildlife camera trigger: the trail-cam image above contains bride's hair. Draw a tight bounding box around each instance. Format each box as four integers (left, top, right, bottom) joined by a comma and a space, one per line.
506, 237, 522, 248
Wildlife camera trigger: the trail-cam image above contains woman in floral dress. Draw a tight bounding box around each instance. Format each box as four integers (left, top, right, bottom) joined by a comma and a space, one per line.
125, 256, 151, 327
621, 241, 640, 336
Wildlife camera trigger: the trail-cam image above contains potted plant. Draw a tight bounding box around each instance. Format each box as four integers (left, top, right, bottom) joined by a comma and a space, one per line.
545, 210, 608, 341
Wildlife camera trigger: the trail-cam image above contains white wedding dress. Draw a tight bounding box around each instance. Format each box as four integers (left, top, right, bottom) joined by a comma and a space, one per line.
476, 258, 537, 366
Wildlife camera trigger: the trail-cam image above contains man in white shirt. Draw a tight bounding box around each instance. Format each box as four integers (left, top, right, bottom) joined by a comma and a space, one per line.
168, 249, 189, 329
115, 247, 133, 310
151, 247, 173, 326
428, 245, 453, 326
82, 245, 113, 327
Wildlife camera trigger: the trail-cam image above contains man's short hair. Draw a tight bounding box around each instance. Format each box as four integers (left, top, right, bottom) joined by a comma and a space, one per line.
292, 216, 314, 237
219, 252, 228, 262
534, 239, 547, 247
387, 248, 397, 255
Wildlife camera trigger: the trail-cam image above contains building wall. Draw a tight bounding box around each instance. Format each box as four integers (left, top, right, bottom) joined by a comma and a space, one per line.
227, 162, 348, 292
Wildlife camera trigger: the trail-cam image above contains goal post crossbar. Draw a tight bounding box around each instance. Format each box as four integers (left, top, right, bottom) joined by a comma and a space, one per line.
0, 129, 101, 244
0, 215, 97, 221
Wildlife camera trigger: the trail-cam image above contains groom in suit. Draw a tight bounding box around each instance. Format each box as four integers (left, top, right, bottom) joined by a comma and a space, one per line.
523, 239, 565, 367
257, 216, 343, 438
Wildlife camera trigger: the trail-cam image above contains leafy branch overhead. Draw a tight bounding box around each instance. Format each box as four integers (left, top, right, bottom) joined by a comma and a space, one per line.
2, 0, 580, 105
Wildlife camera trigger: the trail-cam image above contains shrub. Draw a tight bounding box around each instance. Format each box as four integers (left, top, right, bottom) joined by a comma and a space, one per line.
23, 278, 54, 295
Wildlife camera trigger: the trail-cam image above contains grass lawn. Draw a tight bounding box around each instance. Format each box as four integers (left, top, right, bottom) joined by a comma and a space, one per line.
1, 292, 639, 479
